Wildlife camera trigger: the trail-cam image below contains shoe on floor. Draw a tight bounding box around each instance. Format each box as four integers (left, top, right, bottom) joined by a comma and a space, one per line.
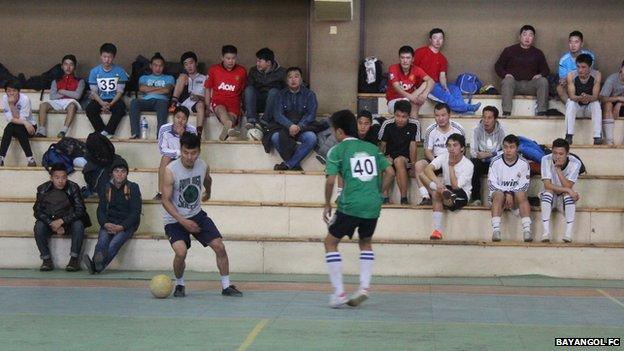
540, 233, 551, 243
40, 258, 54, 271
347, 288, 369, 307
315, 154, 326, 165
400, 197, 409, 205
430, 229, 443, 240
65, 256, 81, 272
565, 134, 573, 145
469, 199, 482, 206
329, 292, 348, 308
27, 159, 37, 167
523, 229, 533, 242
219, 126, 229, 141
174, 284, 186, 297
82, 254, 95, 274
562, 235, 573, 243
222, 285, 243, 297
244, 122, 256, 130
593, 137, 604, 145
492, 230, 501, 242
274, 162, 289, 171
153, 193, 162, 201
419, 198, 432, 206
57, 131, 66, 138
382, 197, 390, 205
227, 128, 241, 138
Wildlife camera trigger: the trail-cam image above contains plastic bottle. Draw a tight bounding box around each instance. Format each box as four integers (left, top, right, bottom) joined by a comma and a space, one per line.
140, 116, 149, 139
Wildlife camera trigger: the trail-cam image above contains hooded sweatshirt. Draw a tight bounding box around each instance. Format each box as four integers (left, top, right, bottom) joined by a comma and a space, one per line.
247, 61, 286, 93
470, 120, 506, 160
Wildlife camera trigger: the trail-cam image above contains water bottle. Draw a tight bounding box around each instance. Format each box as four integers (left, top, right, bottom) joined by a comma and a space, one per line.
140, 116, 149, 139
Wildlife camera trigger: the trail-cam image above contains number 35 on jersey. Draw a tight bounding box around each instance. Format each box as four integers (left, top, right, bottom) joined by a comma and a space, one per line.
97, 77, 118, 93
350, 154, 378, 181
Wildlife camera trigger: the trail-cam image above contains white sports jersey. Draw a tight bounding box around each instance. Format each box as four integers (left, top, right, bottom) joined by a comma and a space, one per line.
187, 73, 206, 96
424, 121, 465, 158
430, 153, 474, 199
487, 155, 530, 193
540, 154, 581, 186
163, 158, 207, 224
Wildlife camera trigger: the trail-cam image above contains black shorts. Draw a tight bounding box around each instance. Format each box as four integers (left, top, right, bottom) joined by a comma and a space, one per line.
164, 210, 222, 248
328, 211, 378, 240
387, 155, 412, 170
444, 186, 468, 211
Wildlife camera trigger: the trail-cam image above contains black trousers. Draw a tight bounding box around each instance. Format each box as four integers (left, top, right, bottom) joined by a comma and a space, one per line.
470, 158, 490, 201
0, 122, 34, 157
86, 99, 126, 135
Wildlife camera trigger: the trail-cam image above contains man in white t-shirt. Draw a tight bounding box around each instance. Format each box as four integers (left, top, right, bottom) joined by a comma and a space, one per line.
419, 133, 474, 240
540, 138, 582, 243
488, 134, 532, 242
414, 103, 464, 205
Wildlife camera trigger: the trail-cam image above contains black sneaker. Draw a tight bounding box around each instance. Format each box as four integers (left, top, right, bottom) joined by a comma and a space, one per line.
222, 285, 243, 297
274, 163, 289, 171
315, 154, 326, 165
82, 254, 95, 275
400, 197, 409, 205
291, 165, 303, 171
565, 134, 573, 145
502, 111, 511, 117
93, 251, 104, 273
174, 285, 186, 297
40, 258, 54, 271
418, 198, 432, 206
382, 197, 390, 204
536, 111, 548, 116
153, 193, 162, 201
57, 131, 66, 138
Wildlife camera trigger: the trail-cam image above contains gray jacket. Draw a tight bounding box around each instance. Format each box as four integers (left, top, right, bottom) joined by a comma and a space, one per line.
470, 120, 505, 159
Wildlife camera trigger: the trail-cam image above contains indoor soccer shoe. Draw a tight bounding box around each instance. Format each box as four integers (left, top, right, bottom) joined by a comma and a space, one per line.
173, 285, 186, 297
492, 230, 501, 242
430, 229, 443, 240
540, 233, 551, 243
347, 289, 369, 307
222, 285, 243, 297
329, 292, 348, 308
523, 229, 533, 242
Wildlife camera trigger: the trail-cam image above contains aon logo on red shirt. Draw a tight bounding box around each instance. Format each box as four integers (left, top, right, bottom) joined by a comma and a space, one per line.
218, 82, 236, 91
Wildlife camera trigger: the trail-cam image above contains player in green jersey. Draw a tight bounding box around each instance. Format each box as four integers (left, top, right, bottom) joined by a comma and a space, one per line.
322, 109, 393, 308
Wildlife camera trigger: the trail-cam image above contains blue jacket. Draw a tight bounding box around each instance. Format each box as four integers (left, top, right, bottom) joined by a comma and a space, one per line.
273, 86, 318, 129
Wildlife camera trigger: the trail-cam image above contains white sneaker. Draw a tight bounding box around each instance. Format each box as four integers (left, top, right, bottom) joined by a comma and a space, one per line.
329, 292, 348, 308
492, 230, 501, 242
540, 233, 551, 243
347, 288, 369, 307
523, 229, 533, 242
562, 234, 573, 243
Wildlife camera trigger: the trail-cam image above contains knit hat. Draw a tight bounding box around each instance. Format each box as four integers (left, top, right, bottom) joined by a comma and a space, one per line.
110, 156, 129, 173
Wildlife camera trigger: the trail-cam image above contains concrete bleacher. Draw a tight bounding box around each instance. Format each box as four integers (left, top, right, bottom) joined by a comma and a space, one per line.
0, 91, 623, 279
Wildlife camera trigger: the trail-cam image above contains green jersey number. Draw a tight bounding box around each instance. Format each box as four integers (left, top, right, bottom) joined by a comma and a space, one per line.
350, 155, 377, 181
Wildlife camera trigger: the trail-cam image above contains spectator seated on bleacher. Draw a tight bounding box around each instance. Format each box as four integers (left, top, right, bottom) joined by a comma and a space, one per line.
34, 163, 91, 272
36, 54, 84, 138
556, 31, 596, 104
564, 53, 603, 145
244, 47, 285, 129
0, 79, 36, 167
495, 25, 550, 116
129, 52, 174, 139
154, 106, 197, 200
270, 67, 318, 171
386, 45, 434, 119
415, 28, 480, 114
169, 51, 207, 139
599, 59, 624, 145
414, 103, 465, 206
83, 157, 142, 274
469, 106, 506, 206
86, 43, 129, 139
487, 134, 532, 242
204, 45, 247, 141
378, 100, 419, 205
419, 133, 473, 240
540, 138, 581, 243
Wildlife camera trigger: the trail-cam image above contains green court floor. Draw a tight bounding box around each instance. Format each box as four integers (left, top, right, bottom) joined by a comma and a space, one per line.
1, 270, 623, 351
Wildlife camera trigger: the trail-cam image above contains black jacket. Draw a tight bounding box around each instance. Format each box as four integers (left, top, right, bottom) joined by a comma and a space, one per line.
34, 180, 91, 227
97, 180, 142, 233
247, 61, 286, 93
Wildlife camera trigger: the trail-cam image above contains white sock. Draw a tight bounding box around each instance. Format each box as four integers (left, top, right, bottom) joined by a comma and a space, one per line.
221, 275, 231, 289
603, 119, 615, 143
325, 252, 344, 295
419, 186, 430, 198
432, 211, 443, 232
521, 217, 532, 231
100, 130, 109, 136
541, 192, 553, 236
563, 195, 576, 238
491, 216, 501, 233
359, 251, 374, 289
175, 277, 185, 286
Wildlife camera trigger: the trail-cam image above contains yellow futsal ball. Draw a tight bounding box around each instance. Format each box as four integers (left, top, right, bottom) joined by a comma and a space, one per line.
149, 274, 174, 298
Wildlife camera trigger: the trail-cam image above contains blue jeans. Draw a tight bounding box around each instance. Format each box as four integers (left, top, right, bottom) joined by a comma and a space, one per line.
271, 130, 317, 169
34, 220, 84, 259
94, 227, 134, 269
129, 98, 169, 137
244, 87, 280, 124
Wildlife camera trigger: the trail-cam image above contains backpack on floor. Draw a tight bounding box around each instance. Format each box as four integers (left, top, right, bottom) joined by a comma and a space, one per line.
455, 73, 483, 95
42, 144, 75, 174
54, 137, 88, 159
86, 132, 116, 167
